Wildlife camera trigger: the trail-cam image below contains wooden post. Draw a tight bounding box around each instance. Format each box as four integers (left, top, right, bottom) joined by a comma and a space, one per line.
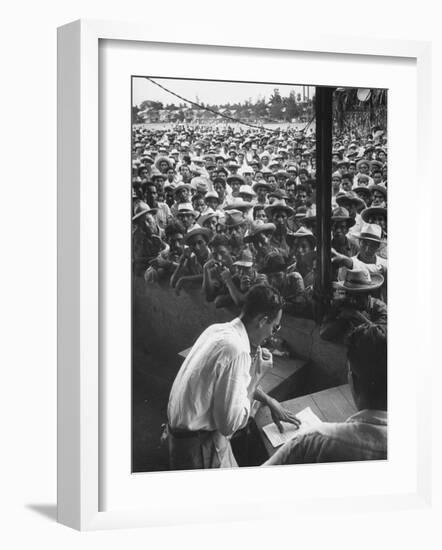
315, 86, 335, 318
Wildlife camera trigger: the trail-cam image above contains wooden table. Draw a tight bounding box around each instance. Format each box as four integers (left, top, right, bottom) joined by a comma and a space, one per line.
255, 384, 357, 457
179, 346, 307, 399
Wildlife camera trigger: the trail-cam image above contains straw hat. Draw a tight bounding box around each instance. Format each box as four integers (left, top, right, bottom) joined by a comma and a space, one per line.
223, 210, 247, 228
224, 199, 254, 213
198, 208, 220, 228
331, 206, 356, 228
233, 248, 254, 268
244, 221, 276, 242
183, 225, 211, 244
176, 203, 198, 218
286, 226, 316, 248
265, 199, 295, 219
361, 207, 387, 224
355, 223, 383, 243
336, 267, 384, 293
132, 201, 158, 221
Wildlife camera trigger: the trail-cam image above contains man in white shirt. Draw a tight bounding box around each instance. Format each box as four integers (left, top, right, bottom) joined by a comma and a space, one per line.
167, 284, 301, 470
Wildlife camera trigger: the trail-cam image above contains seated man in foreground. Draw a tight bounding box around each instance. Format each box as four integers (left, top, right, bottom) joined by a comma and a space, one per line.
264, 322, 387, 465
167, 284, 301, 470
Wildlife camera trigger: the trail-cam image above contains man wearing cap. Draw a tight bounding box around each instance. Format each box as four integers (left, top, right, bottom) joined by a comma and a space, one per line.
265, 322, 387, 464
167, 284, 301, 469
132, 202, 165, 276
244, 221, 278, 272
265, 199, 293, 258
331, 206, 360, 262
332, 223, 388, 302
145, 220, 185, 284
145, 181, 172, 230
170, 225, 211, 294
320, 267, 387, 343
224, 210, 248, 261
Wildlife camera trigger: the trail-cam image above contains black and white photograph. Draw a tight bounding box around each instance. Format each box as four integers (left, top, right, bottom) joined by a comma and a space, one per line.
131, 76, 388, 473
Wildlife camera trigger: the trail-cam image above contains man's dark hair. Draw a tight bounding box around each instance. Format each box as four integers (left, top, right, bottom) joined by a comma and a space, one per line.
241, 284, 284, 322
296, 183, 310, 195
341, 173, 353, 182
164, 220, 185, 239
347, 323, 387, 409
210, 234, 230, 249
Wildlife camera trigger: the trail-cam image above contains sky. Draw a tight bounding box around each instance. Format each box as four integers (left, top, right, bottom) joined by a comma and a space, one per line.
132, 76, 315, 108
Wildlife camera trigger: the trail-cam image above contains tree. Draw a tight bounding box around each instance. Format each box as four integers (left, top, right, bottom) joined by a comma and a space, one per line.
269, 89, 283, 120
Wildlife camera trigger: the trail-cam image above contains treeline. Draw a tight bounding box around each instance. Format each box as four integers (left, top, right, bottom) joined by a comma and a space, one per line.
134, 89, 315, 124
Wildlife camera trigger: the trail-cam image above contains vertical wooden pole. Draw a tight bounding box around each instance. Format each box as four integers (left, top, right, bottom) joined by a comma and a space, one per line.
315, 86, 335, 318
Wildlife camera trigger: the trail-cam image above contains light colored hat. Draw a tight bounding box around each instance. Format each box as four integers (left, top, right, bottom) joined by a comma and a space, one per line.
204, 190, 220, 203
154, 156, 173, 171
252, 180, 272, 192
356, 223, 383, 243
331, 206, 356, 228
132, 201, 157, 221
223, 210, 247, 228
224, 199, 254, 212
233, 248, 254, 268
265, 199, 295, 218
198, 209, 220, 228
244, 221, 276, 242
174, 183, 192, 195
176, 203, 198, 217
286, 226, 316, 247
239, 185, 256, 198
337, 267, 384, 293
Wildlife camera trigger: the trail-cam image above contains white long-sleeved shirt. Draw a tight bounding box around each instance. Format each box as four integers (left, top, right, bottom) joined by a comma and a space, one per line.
167, 318, 252, 437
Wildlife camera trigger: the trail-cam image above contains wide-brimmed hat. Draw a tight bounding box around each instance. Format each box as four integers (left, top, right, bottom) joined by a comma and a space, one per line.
176, 203, 198, 217
183, 225, 211, 244
286, 226, 316, 248
370, 159, 383, 171
174, 183, 192, 196
331, 206, 356, 228
132, 201, 157, 221
198, 209, 220, 227
224, 210, 247, 228
233, 248, 254, 268
369, 184, 387, 199
259, 251, 289, 274
226, 174, 245, 186
355, 223, 383, 243
352, 185, 371, 197
252, 180, 272, 192
356, 159, 370, 171
191, 176, 210, 194
224, 199, 254, 212
238, 184, 256, 198
337, 267, 384, 293
154, 156, 173, 171
265, 199, 295, 219
244, 221, 276, 242
336, 192, 366, 211
275, 169, 289, 179
361, 207, 387, 224
204, 190, 220, 204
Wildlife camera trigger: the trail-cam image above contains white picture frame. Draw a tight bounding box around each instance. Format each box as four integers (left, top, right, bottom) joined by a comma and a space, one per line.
57, 19, 432, 531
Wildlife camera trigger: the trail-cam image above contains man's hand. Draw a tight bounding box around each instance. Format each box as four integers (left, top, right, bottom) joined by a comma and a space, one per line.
331, 248, 353, 269
268, 399, 302, 433
220, 267, 232, 282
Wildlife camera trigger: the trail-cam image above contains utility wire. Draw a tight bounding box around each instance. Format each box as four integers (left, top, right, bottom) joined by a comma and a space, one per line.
141, 77, 312, 134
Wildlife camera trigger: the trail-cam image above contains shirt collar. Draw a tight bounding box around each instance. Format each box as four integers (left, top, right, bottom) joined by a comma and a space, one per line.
346, 409, 387, 426
230, 317, 251, 355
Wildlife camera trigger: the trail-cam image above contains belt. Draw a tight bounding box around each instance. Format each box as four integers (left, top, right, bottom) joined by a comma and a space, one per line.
168, 424, 214, 440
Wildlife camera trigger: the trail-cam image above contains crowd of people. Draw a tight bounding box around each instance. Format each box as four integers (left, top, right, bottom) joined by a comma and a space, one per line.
132, 120, 388, 342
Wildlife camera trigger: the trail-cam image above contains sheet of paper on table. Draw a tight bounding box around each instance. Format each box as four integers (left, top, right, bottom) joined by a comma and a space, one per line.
262, 407, 323, 448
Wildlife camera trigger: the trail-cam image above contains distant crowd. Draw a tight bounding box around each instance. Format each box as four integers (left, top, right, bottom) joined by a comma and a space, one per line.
132, 122, 388, 342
